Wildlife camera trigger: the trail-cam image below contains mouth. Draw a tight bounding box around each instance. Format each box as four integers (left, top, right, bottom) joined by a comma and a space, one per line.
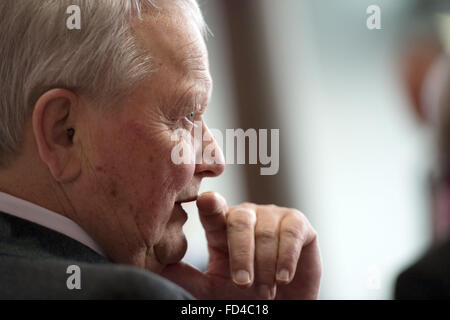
173, 192, 198, 224
174, 195, 198, 204
173, 195, 197, 224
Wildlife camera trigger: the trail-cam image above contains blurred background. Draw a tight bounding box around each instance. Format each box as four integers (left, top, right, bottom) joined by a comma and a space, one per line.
181, 0, 450, 299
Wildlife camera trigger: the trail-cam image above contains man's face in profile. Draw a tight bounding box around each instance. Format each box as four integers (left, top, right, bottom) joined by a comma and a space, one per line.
68, 3, 224, 272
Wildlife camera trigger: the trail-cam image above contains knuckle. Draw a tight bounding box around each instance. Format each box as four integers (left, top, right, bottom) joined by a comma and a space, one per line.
231, 248, 251, 261
288, 210, 318, 243
228, 218, 252, 231
282, 225, 304, 242
263, 204, 282, 216
228, 210, 255, 231
288, 208, 304, 220
264, 204, 278, 210
255, 229, 277, 243
278, 251, 298, 266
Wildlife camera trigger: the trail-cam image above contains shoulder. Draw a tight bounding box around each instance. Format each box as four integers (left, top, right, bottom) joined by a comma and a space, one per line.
395, 239, 450, 299
0, 254, 194, 300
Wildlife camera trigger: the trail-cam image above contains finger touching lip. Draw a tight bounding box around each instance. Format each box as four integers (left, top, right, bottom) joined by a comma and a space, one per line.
196, 192, 228, 216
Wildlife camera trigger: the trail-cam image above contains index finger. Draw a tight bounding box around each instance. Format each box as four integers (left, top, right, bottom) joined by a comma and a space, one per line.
196, 191, 228, 250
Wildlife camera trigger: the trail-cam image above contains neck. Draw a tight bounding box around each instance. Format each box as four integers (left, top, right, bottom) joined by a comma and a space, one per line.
0, 158, 76, 223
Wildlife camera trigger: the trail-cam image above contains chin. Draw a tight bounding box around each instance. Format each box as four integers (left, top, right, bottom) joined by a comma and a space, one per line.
154, 231, 188, 266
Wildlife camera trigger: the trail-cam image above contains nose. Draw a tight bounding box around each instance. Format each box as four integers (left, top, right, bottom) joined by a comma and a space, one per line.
194, 121, 225, 178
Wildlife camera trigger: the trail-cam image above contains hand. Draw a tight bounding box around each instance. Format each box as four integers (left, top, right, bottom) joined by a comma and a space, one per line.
160, 192, 322, 299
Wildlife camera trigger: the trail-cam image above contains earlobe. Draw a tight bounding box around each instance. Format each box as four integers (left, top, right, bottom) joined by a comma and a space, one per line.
32, 89, 81, 183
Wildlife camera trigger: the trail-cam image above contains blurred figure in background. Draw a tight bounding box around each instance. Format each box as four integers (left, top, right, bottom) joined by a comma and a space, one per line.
395, 0, 450, 299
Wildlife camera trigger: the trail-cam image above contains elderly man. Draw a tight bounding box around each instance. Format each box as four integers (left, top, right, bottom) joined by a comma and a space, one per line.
0, 0, 321, 299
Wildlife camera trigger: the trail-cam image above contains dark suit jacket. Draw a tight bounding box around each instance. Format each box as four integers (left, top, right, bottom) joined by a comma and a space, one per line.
395, 238, 450, 299
0, 211, 194, 299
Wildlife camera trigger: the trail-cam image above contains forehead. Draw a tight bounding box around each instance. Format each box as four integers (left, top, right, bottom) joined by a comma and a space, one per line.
132, 5, 211, 87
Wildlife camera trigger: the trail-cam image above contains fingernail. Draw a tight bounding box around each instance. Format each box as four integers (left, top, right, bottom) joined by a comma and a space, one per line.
259, 285, 274, 300
276, 269, 290, 283
234, 270, 251, 285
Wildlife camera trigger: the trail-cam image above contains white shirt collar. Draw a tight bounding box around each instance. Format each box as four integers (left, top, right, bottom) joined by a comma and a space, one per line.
0, 191, 106, 257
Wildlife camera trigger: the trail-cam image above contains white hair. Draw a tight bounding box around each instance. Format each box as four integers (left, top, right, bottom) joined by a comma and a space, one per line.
0, 0, 208, 166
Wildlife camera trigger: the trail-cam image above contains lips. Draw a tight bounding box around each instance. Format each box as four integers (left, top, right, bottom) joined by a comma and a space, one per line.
173, 194, 197, 224
175, 195, 198, 204
173, 202, 189, 224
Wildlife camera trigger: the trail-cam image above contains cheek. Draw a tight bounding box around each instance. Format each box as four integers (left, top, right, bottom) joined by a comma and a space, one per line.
169, 162, 196, 192
121, 124, 197, 202
166, 129, 197, 190
85, 120, 197, 210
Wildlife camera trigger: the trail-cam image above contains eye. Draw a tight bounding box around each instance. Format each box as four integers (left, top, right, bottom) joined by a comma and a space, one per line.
185, 111, 196, 123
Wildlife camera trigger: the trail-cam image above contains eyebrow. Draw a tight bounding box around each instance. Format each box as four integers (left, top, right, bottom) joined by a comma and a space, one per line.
173, 91, 208, 117
172, 79, 212, 114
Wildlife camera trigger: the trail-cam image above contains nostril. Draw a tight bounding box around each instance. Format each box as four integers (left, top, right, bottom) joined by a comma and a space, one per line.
195, 161, 225, 178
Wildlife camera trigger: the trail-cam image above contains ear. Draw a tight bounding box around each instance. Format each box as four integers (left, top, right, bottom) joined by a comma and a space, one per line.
32, 89, 81, 183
